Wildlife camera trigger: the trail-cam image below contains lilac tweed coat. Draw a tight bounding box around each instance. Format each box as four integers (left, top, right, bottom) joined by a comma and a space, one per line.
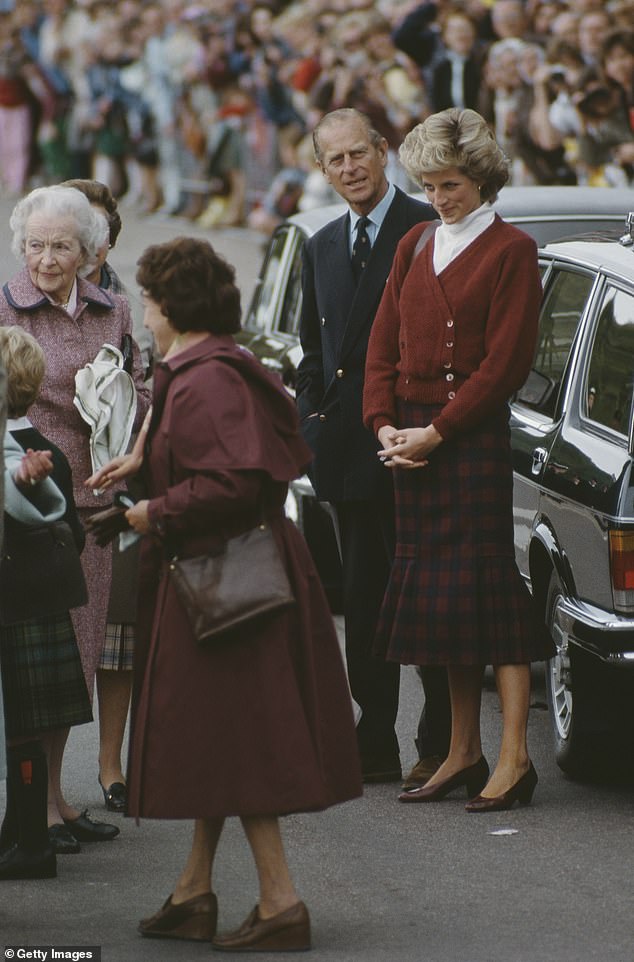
0, 268, 151, 692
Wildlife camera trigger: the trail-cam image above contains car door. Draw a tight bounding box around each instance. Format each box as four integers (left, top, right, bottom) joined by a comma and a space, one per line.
239, 224, 306, 392
511, 259, 598, 580
536, 276, 634, 613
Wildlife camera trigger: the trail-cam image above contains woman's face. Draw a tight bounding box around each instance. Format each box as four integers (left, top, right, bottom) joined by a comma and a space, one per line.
24, 211, 85, 305
421, 167, 482, 224
142, 291, 175, 356
604, 43, 634, 90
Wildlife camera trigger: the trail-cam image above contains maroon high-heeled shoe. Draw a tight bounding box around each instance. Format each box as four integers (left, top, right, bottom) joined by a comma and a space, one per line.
398, 756, 489, 803
465, 762, 538, 813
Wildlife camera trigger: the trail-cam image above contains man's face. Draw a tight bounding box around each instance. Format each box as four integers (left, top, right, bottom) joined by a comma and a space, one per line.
317, 118, 388, 215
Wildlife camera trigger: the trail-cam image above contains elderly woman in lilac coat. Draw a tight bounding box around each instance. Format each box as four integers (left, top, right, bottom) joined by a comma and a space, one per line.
0, 185, 151, 849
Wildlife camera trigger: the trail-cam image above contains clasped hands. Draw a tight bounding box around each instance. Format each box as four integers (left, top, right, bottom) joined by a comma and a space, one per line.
14, 448, 54, 488
377, 424, 443, 469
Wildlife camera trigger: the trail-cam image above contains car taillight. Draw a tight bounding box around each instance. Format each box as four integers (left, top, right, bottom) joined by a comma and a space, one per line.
609, 530, 634, 610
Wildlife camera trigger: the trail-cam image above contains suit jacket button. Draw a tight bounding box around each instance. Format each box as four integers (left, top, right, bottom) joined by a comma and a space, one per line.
319, 414, 327, 421
321, 317, 326, 326
336, 368, 344, 378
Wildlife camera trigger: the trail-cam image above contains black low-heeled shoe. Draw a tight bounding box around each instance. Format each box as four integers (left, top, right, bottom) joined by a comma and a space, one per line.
465, 762, 538, 813
63, 810, 120, 842
48, 824, 81, 855
398, 756, 490, 803
99, 778, 126, 813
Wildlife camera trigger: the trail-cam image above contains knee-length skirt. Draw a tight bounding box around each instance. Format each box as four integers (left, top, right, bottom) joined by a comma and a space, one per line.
373, 401, 554, 668
0, 612, 93, 738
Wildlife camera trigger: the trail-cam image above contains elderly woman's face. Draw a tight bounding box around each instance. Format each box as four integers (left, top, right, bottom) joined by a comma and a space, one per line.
421, 167, 482, 224
25, 211, 85, 305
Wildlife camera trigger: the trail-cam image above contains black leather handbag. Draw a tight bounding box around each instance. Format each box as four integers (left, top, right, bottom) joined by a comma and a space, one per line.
169, 522, 295, 645
0, 518, 88, 625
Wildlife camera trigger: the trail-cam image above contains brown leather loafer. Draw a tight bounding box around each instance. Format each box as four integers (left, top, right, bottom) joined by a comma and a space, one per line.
212, 900, 311, 952
401, 755, 443, 791
138, 891, 218, 941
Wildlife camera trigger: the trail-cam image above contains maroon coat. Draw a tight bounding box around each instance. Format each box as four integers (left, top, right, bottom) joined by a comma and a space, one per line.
127, 336, 362, 819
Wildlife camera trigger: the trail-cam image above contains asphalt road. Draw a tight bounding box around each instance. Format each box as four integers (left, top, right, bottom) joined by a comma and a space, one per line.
0, 198, 633, 962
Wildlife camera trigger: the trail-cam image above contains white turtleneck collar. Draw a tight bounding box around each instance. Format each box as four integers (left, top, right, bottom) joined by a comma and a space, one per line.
433, 202, 495, 275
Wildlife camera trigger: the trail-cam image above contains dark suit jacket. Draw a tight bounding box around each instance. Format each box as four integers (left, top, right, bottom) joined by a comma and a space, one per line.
297, 187, 435, 502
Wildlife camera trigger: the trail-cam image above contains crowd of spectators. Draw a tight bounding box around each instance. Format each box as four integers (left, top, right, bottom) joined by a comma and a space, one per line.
0, 0, 632, 234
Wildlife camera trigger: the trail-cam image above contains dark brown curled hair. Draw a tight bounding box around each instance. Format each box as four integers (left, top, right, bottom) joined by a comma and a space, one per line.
136, 237, 242, 335
62, 178, 123, 248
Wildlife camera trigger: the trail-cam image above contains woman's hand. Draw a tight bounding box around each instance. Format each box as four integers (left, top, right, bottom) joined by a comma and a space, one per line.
378, 425, 443, 469
14, 448, 54, 487
125, 499, 151, 534
85, 407, 151, 492
85, 451, 143, 491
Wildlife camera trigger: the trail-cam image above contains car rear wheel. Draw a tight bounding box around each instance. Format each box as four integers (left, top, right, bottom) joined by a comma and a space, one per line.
544, 571, 612, 777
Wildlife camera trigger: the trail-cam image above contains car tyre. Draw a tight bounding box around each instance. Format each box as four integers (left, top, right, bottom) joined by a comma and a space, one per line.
544, 570, 613, 778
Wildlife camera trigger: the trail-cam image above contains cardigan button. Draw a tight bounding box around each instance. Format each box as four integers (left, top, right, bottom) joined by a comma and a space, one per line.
319, 414, 326, 421
446, 372, 454, 381
446, 341, 453, 348
443, 362, 451, 369
321, 317, 326, 326
448, 391, 456, 399
335, 368, 344, 378
447, 319, 454, 327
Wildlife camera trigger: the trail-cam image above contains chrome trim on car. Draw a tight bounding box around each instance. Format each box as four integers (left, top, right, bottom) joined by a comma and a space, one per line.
553, 594, 634, 665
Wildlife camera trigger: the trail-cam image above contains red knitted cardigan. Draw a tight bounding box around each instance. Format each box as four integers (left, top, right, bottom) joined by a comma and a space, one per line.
363, 214, 542, 441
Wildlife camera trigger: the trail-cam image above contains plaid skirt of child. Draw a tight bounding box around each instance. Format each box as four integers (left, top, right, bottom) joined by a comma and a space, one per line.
373, 401, 554, 667
0, 612, 93, 738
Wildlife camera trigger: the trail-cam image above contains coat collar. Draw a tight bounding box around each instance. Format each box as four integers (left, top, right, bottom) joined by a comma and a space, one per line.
157, 332, 236, 374
3, 267, 116, 312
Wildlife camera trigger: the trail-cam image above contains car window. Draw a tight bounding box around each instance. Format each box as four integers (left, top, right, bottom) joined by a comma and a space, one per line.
246, 229, 289, 331
516, 267, 594, 418
584, 285, 634, 437
278, 244, 303, 335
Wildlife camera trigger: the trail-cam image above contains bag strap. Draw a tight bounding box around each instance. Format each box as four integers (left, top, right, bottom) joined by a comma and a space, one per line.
412, 219, 441, 263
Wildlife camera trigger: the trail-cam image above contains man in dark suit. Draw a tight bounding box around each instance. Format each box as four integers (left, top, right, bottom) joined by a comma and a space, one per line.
297, 108, 450, 784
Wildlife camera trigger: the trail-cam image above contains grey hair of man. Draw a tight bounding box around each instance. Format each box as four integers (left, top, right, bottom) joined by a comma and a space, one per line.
9, 185, 109, 277
312, 108, 385, 165
399, 108, 510, 204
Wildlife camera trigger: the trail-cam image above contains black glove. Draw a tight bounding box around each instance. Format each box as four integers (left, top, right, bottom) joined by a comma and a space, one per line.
85, 493, 134, 547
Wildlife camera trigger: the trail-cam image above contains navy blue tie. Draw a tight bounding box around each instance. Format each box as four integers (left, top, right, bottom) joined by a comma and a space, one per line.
351, 216, 370, 283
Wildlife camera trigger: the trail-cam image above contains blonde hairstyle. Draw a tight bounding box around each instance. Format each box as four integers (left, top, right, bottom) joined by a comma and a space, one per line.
398, 108, 510, 203
0, 326, 46, 417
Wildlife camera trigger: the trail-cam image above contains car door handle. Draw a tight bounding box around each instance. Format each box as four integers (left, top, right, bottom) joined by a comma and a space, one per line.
531, 447, 548, 476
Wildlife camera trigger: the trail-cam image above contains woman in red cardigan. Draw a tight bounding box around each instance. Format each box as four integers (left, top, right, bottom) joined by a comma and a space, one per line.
363, 108, 553, 812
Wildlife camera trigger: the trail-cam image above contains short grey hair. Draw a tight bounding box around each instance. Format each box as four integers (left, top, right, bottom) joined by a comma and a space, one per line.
399, 108, 510, 204
10, 185, 109, 276
313, 108, 384, 165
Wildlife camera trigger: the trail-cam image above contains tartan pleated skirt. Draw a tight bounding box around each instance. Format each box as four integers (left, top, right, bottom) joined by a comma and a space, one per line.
373, 401, 554, 668
0, 613, 93, 738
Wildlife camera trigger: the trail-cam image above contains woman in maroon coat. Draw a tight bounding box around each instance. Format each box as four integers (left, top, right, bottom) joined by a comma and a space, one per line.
90, 237, 362, 952
363, 108, 554, 814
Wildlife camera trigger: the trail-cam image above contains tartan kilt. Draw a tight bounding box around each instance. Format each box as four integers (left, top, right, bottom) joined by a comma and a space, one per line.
0, 613, 93, 738
373, 400, 554, 667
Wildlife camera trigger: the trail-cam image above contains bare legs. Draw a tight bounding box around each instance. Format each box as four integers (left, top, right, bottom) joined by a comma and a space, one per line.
170, 815, 300, 917
97, 668, 132, 788
421, 662, 531, 797
41, 728, 80, 824
240, 816, 300, 918
172, 818, 225, 904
